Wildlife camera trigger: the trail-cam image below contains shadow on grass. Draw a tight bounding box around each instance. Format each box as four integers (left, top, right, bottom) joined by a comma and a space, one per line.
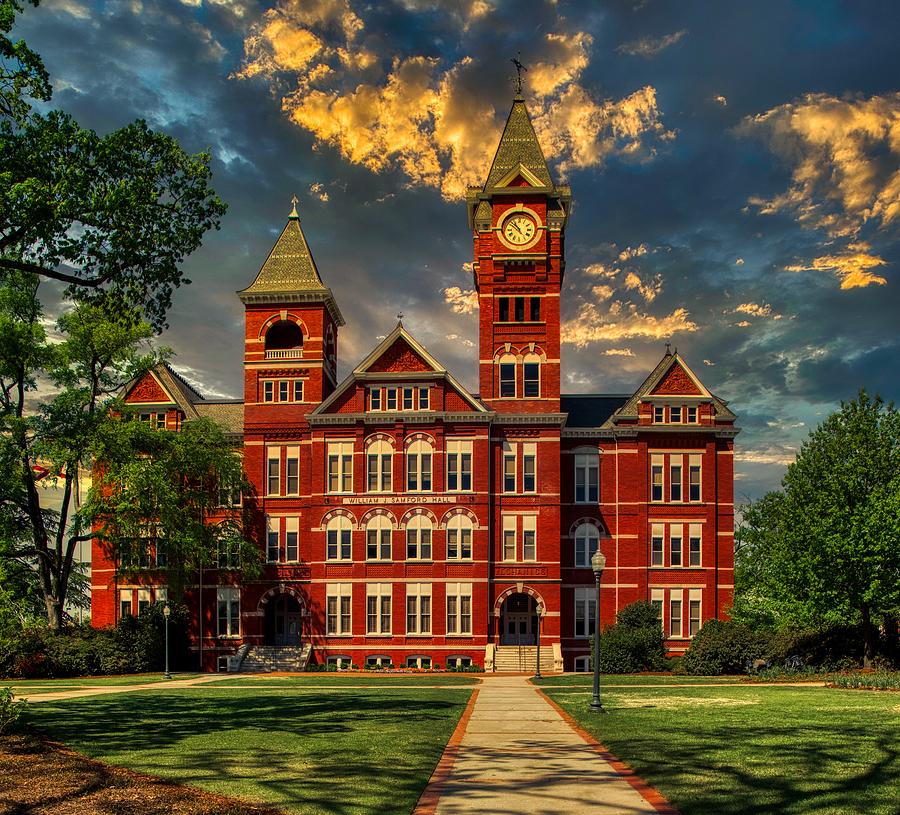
22, 689, 469, 815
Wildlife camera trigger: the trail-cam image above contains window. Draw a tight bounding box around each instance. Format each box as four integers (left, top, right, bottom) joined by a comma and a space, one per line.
366, 655, 391, 668
522, 515, 536, 561
266, 517, 279, 562
367, 440, 393, 493
687, 405, 698, 423
446, 583, 472, 635
653, 405, 664, 423
266, 447, 280, 495
263, 381, 274, 402
503, 443, 517, 493
406, 583, 431, 634
670, 525, 683, 567
217, 474, 242, 508
406, 515, 432, 560
327, 442, 353, 493
448, 656, 472, 669
523, 354, 540, 398
406, 655, 432, 669
326, 515, 352, 561
574, 586, 596, 638
139, 412, 162, 430
406, 439, 433, 492
218, 534, 240, 569
285, 446, 299, 495
498, 297, 509, 322
670, 461, 682, 502
530, 296, 540, 321
499, 355, 516, 398
651, 455, 664, 501
669, 594, 683, 637
327, 655, 352, 669
573, 655, 591, 672
366, 515, 392, 561
119, 590, 132, 618
574, 522, 600, 567
689, 456, 702, 502
689, 524, 702, 566
502, 515, 516, 561
137, 588, 151, 615
386, 388, 398, 410
651, 524, 664, 567
277, 380, 288, 403
217, 587, 240, 637
370, 388, 382, 411
419, 387, 430, 410
650, 591, 664, 630
514, 296, 525, 322
523, 443, 536, 493
285, 517, 299, 562
446, 440, 473, 492
446, 515, 473, 560
326, 584, 352, 635
293, 380, 304, 402
574, 451, 599, 503
402, 388, 414, 410
689, 591, 702, 637
670, 405, 682, 424
366, 584, 392, 635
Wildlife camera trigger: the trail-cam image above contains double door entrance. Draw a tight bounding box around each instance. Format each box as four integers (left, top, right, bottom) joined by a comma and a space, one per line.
500, 593, 538, 646
265, 594, 302, 646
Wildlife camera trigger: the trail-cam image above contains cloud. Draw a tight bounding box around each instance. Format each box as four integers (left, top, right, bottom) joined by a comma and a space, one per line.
603, 347, 635, 357
735, 320, 752, 327
735, 257, 744, 265
784, 247, 888, 289
235, 2, 672, 199
741, 92, 900, 238
584, 262, 619, 278
623, 270, 662, 302
309, 181, 329, 201
714, 95, 727, 106
443, 286, 479, 314
618, 244, 649, 261
590, 284, 614, 301
734, 302, 772, 317
616, 29, 687, 58
735, 446, 798, 466
562, 301, 698, 347
703, 359, 716, 366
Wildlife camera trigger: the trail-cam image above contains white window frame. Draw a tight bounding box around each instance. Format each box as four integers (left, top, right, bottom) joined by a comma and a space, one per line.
574, 522, 600, 568
402, 387, 415, 411
446, 439, 473, 492
687, 405, 698, 423
285, 445, 299, 496
446, 582, 472, 635
386, 387, 398, 410
651, 523, 664, 567
266, 516, 279, 563
278, 380, 290, 403
523, 353, 541, 398
406, 515, 433, 560
688, 589, 702, 637
651, 454, 664, 502
285, 516, 299, 562
670, 405, 683, 424
406, 439, 433, 492
366, 515, 392, 561
574, 586, 596, 639
446, 514, 473, 560
522, 443, 537, 493
326, 515, 353, 561
689, 523, 702, 567
574, 450, 599, 503
419, 387, 430, 410
653, 405, 664, 423
266, 447, 280, 496
670, 524, 683, 567
370, 388, 382, 411
326, 583, 353, 636
327, 441, 354, 494
651, 589, 665, 632
670, 456, 683, 502
522, 515, 537, 562
406, 583, 432, 635
689, 454, 702, 502
498, 353, 517, 398
293, 379, 304, 402
669, 590, 683, 638
573, 655, 591, 672
502, 441, 517, 493
217, 586, 240, 638
263, 380, 274, 403
366, 583, 392, 635
502, 514, 517, 562
367, 439, 393, 493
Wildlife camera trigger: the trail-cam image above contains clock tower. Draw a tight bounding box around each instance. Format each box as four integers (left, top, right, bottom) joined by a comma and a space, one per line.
466, 91, 570, 413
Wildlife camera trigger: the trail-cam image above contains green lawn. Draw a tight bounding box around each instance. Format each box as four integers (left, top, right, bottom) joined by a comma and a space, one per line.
5, 673, 201, 694
534, 673, 748, 687
542, 683, 900, 815
24, 685, 471, 814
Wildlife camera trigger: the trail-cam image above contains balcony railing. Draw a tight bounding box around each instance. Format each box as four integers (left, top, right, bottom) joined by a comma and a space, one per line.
265, 348, 303, 360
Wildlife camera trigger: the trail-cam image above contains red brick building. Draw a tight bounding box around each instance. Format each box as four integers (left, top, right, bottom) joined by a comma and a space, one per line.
91, 93, 738, 672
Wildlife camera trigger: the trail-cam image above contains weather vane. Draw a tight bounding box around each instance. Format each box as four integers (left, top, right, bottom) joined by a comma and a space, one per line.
511, 54, 527, 95
289, 194, 299, 218
397, 312, 404, 323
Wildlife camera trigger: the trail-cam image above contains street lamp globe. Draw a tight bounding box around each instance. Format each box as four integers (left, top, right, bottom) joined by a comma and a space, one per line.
591, 549, 606, 578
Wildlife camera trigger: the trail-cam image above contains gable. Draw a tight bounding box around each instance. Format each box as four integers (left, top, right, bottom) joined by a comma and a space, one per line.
650, 362, 703, 396
124, 371, 174, 404
367, 338, 433, 374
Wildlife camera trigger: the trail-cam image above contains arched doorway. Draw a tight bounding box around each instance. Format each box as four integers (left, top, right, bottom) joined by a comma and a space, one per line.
500, 593, 538, 646
264, 593, 303, 646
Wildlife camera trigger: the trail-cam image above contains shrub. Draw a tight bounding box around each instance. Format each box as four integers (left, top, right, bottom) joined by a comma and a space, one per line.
683, 619, 766, 675
764, 624, 866, 670
0, 687, 27, 734
594, 601, 668, 674
829, 671, 900, 690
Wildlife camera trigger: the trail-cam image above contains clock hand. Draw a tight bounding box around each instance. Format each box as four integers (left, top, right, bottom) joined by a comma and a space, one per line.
511, 221, 525, 237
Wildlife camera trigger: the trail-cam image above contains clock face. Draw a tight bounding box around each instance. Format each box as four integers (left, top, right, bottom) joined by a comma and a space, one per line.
502, 214, 537, 247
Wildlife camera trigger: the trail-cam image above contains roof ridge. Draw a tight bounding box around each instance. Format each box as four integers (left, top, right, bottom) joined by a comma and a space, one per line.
483, 97, 554, 191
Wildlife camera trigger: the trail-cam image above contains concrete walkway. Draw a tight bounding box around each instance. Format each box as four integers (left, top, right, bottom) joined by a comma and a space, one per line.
13, 673, 236, 704
417, 675, 672, 815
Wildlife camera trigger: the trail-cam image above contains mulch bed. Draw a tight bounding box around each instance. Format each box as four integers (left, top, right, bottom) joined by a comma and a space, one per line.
0, 735, 284, 815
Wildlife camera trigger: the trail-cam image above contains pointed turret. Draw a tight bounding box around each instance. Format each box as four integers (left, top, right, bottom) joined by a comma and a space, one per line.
238, 205, 344, 326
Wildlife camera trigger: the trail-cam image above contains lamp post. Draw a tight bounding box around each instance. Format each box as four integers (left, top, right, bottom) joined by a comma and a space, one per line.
590, 549, 606, 713
163, 604, 172, 680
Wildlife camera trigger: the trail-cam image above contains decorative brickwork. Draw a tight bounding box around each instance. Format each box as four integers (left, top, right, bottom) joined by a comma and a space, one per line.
124, 373, 172, 404
651, 362, 702, 395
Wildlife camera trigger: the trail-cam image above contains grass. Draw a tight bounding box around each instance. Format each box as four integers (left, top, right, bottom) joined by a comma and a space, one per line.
533, 673, 748, 687
542, 682, 900, 815
4, 674, 201, 695
23, 685, 471, 814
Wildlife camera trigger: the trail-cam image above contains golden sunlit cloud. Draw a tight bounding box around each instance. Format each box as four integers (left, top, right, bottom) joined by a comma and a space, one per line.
309, 181, 329, 201
603, 347, 635, 357
616, 29, 687, 58
590, 284, 614, 301
623, 270, 662, 302
235, 1, 672, 199
734, 302, 772, 317
784, 247, 888, 289
562, 301, 698, 347
443, 286, 479, 314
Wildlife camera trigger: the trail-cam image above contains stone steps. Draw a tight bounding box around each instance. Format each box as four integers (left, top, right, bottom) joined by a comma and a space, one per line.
493, 646, 556, 673
238, 644, 311, 673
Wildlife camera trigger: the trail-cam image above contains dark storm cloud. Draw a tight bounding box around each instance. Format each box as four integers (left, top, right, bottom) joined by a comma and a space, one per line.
14, 0, 900, 498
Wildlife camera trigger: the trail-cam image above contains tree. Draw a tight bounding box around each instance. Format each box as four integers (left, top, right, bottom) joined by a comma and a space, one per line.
86, 416, 260, 602
1, 1, 227, 330
737, 391, 900, 666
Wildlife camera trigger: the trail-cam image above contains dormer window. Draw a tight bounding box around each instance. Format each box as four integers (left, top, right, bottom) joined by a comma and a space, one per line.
670, 406, 682, 424
653, 405, 664, 423
687, 406, 697, 423
386, 388, 398, 410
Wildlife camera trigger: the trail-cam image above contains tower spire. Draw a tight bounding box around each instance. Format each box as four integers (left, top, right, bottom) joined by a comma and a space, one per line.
511, 54, 527, 99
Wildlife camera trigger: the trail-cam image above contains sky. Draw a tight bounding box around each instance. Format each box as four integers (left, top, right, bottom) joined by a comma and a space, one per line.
15, 0, 900, 501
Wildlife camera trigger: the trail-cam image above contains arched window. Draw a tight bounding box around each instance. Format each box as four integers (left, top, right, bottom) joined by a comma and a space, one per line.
264, 320, 303, 358
574, 522, 600, 568
367, 439, 393, 493
406, 439, 433, 492
446, 514, 473, 560
406, 515, 433, 560
498, 353, 517, 398
326, 515, 352, 561
366, 515, 392, 561
523, 352, 541, 398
